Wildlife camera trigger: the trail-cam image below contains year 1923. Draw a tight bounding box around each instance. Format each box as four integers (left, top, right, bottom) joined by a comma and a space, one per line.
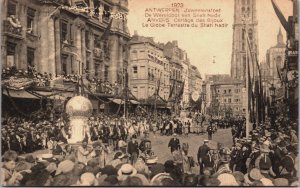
171, 3, 184, 8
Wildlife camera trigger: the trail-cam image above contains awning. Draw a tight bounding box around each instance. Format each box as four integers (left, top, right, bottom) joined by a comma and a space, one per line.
109, 98, 124, 104
3, 89, 39, 99
130, 100, 140, 104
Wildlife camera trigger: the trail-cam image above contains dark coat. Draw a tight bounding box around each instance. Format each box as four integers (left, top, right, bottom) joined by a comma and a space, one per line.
197, 144, 210, 162
168, 138, 180, 152
128, 140, 139, 155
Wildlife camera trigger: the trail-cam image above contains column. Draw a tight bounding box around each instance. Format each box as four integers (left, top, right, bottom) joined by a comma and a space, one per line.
81, 29, 86, 75
74, 24, 82, 74
54, 17, 61, 76
48, 17, 56, 76
39, 7, 49, 74
109, 35, 118, 83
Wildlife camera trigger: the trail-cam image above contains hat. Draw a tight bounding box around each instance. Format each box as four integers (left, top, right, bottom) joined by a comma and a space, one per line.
134, 160, 149, 174
291, 180, 299, 186
132, 174, 150, 186
260, 178, 274, 186
114, 152, 126, 160
274, 178, 289, 186
244, 168, 263, 184
217, 173, 239, 186
80, 172, 96, 186
46, 162, 57, 174
25, 154, 35, 163
117, 164, 137, 180
150, 173, 173, 186
55, 160, 75, 175
101, 165, 117, 176
232, 171, 244, 182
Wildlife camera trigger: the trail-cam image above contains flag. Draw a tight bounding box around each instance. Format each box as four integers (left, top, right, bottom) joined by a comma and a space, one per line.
276, 63, 283, 84
177, 80, 185, 100
100, 18, 113, 41
271, 0, 293, 37
168, 80, 175, 101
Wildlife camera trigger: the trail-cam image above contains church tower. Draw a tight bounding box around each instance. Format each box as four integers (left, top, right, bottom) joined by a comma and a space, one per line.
230, 0, 259, 81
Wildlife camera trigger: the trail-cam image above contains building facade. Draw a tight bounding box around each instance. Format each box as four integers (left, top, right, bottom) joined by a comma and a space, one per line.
205, 74, 244, 116
128, 31, 169, 101
264, 28, 286, 86
230, 0, 259, 81
163, 41, 183, 102
1, 0, 131, 114
1, 0, 130, 83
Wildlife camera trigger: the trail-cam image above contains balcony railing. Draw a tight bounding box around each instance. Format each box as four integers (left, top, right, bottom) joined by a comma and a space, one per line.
3, 20, 23, 38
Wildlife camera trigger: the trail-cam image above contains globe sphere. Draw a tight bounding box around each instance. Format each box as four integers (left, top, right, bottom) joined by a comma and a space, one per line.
65, 96, 93, 117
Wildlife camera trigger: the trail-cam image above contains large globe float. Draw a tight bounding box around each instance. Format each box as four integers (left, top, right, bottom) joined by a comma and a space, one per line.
65, 96, 93, 143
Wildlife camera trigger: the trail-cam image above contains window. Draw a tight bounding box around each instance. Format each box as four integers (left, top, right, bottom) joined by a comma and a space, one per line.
27, 48, 35, 66
248, 29, 253, 40
104, 65, 109, 81
6, 42, 16, 67
224, 90, 227, 94
86, 61, 90, 73
229, 89, 231, 93
133, 66, 138, 74
224, 99, 227, 103
95, 63, 99, 77
61, 21, 68, 42
27, 8, 35, 34
61, 55, 68, 75
7, 1, 16, 16
94, 34, 101, 48
228, 98, 232, 103
102, 4, 111, 21
85, 31, 90, 49
69, 24, 73, 44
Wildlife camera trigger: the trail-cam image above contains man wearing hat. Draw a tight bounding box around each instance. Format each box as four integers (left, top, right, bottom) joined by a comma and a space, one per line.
168, 133, 181, 155
207, 122, 214, 140
128, 135, 139, 165
197, 140, 210, 174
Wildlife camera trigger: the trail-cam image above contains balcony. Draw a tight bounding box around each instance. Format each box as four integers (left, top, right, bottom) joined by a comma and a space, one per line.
3, 20, 23, 40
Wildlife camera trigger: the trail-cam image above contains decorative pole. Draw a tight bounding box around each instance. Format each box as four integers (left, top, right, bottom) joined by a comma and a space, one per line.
243, 12, 250, 139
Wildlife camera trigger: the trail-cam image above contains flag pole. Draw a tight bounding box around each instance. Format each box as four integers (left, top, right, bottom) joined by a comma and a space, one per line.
244, 15, 250, 139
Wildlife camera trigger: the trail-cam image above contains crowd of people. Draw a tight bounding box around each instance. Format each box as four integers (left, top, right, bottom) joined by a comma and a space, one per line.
1, 111, 299, 186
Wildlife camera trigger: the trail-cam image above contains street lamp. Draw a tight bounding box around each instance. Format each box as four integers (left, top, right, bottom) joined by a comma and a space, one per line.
269, 84, 276, 129
201, 91, 206, 114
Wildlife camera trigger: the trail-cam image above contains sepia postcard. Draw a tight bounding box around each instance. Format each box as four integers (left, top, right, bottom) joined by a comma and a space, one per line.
1, 0, 298, 187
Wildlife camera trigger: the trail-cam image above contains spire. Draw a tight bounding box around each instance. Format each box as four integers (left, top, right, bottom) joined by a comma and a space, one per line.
277, 27, 284, 45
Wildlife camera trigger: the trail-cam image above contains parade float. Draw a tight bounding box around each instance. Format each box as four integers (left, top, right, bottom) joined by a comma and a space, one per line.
65, 95, 93, 144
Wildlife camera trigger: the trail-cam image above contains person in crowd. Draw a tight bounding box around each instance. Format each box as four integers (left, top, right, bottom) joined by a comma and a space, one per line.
197, 140, 211, 175
1, 150, 24, 186
77, 140, 93, 165
168, 133, 181, 155
207, 123, 214, 140
127, 134, 139, 165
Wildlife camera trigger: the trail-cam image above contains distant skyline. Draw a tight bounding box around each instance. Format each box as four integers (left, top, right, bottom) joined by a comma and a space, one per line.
127, 0, 293, 78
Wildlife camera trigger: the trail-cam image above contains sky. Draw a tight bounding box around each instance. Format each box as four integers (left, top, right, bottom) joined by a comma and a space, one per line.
126, 0, 293, 77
